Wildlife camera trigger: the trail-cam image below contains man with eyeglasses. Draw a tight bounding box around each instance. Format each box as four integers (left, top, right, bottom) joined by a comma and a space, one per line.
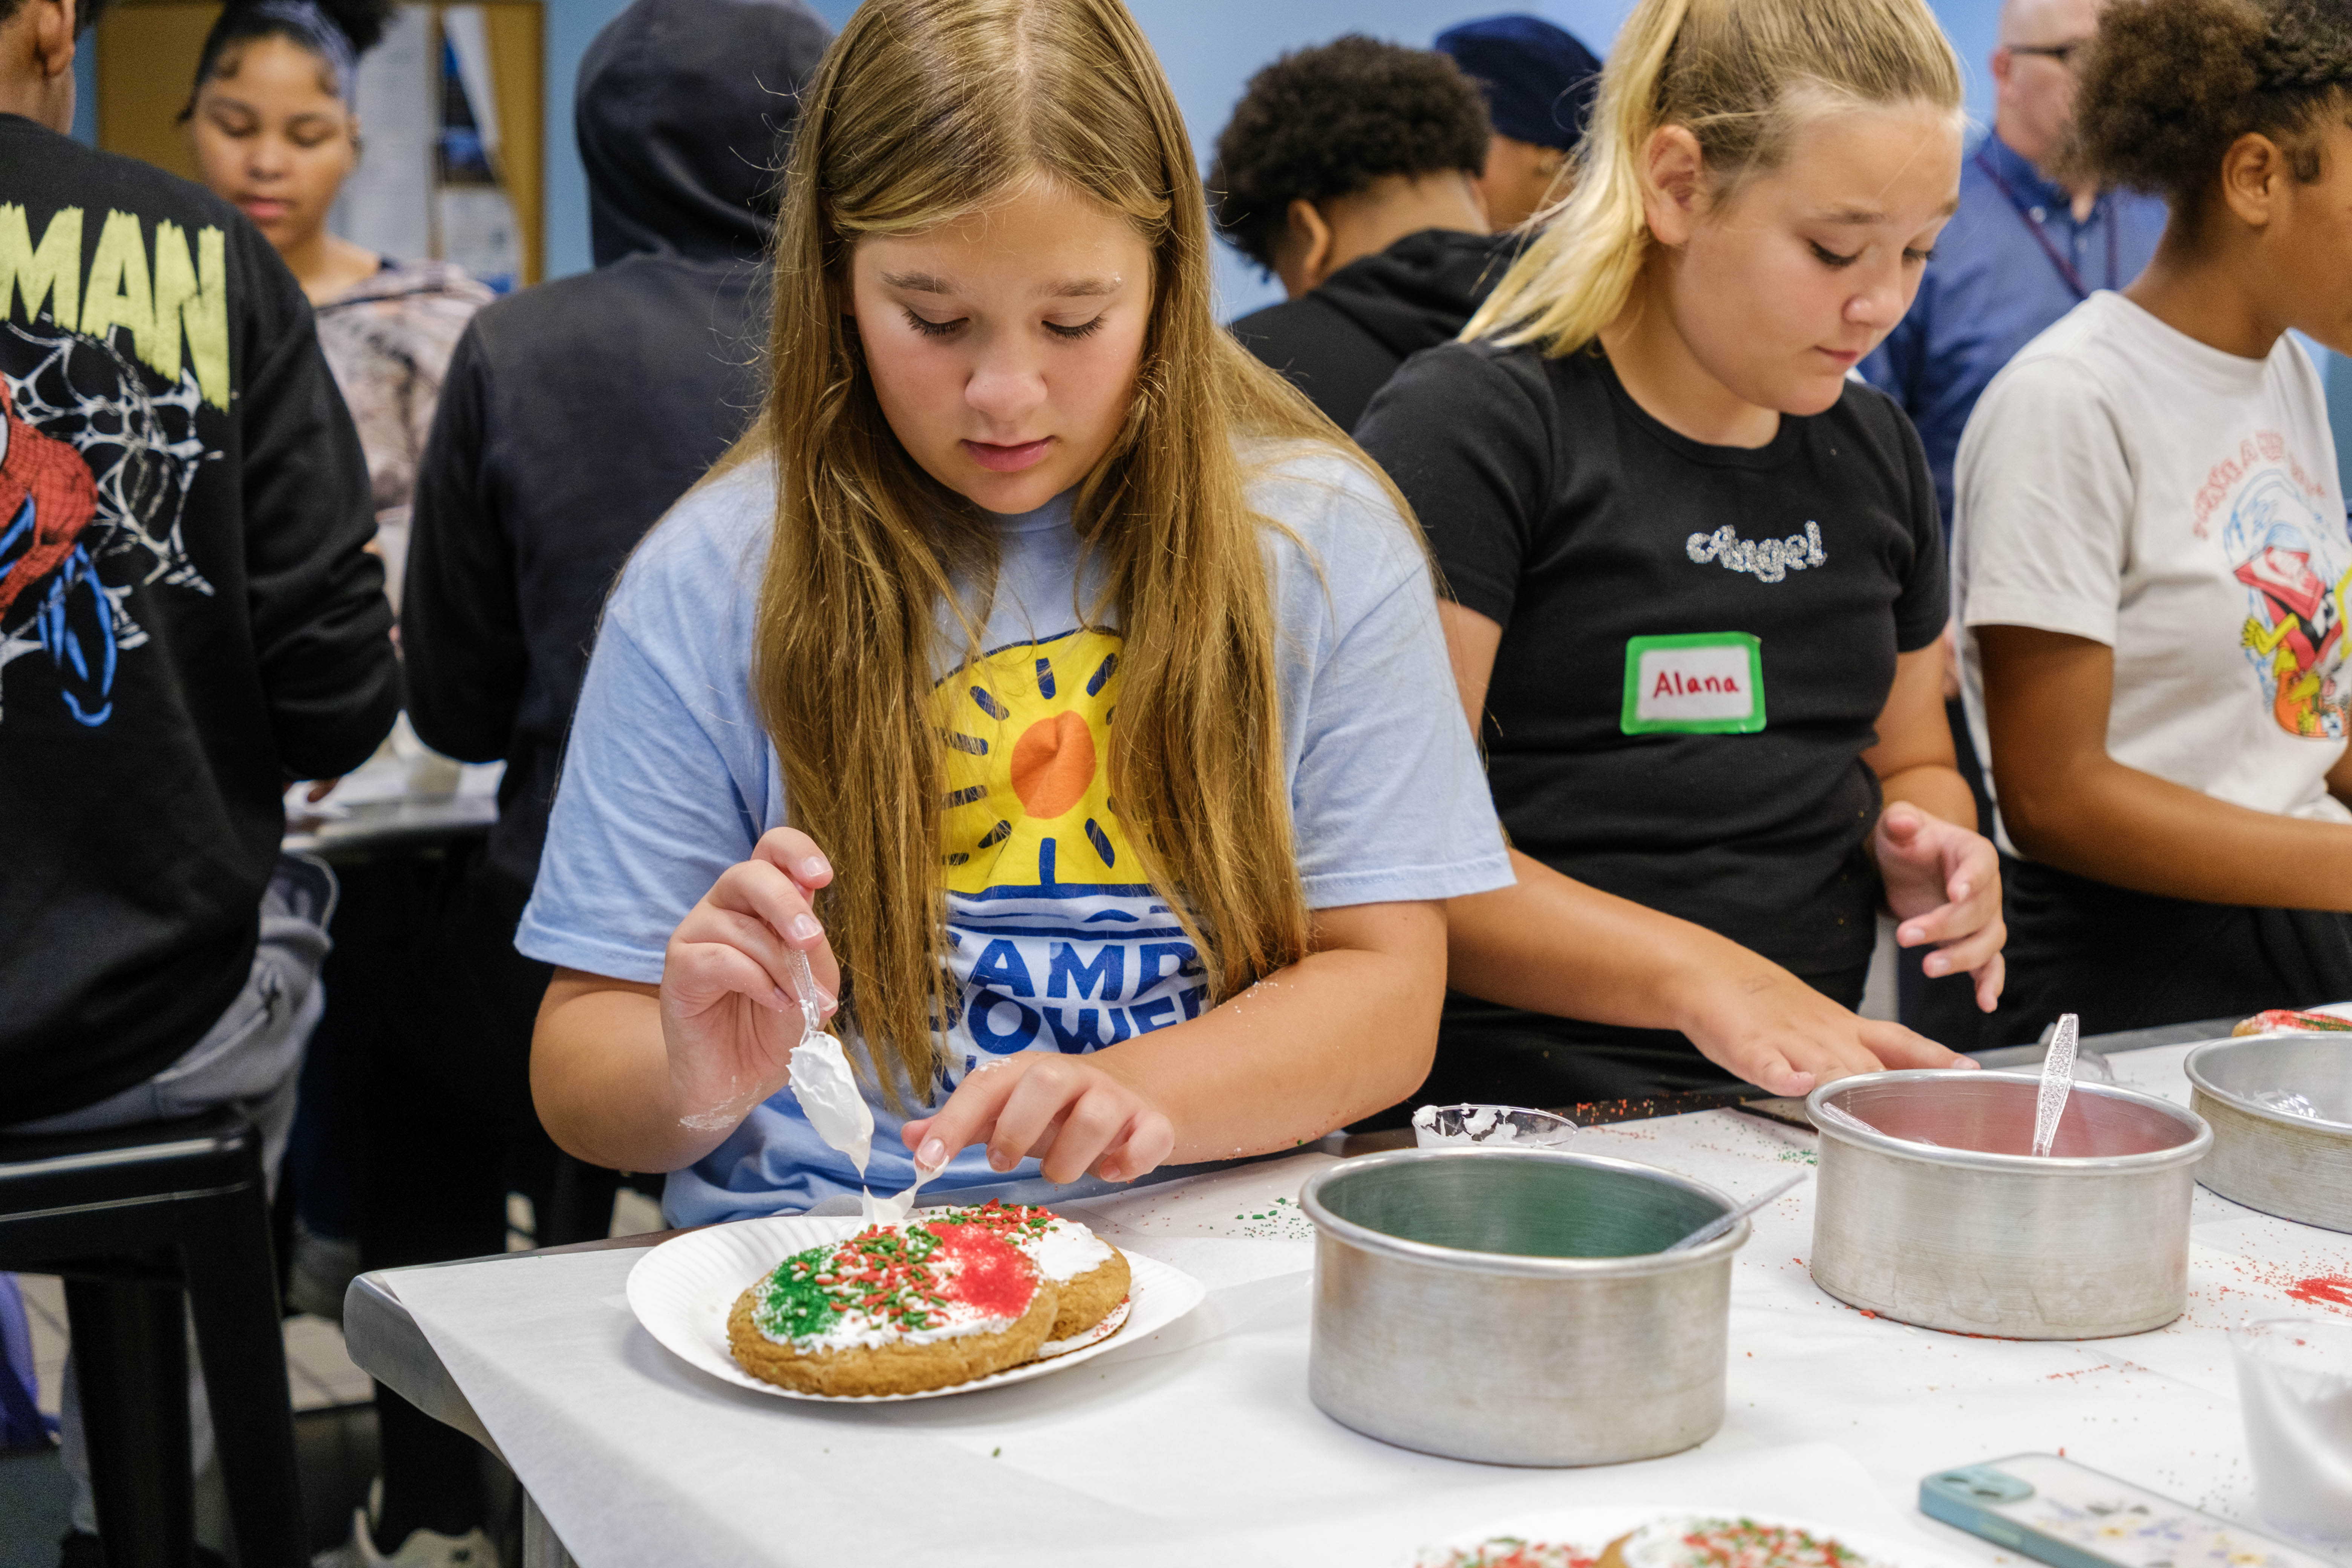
1865, 0, 2167, 531
1859, 0, 2166, 1047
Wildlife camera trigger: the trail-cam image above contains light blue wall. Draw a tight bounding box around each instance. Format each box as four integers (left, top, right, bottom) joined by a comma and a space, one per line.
542, 0, 634, 279
536, 0, 2004, 288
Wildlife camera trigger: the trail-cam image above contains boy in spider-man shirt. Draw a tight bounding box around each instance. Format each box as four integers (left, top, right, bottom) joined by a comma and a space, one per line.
0, 0, 397, 1558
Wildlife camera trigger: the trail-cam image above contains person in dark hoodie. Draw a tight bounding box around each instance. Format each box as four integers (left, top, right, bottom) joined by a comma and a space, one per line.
0, 0, 398, 1561
328, 2, 833, 1564
1214, 35, 1511, 432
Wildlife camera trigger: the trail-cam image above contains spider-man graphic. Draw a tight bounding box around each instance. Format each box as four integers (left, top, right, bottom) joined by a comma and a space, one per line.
0, 376, 114, 725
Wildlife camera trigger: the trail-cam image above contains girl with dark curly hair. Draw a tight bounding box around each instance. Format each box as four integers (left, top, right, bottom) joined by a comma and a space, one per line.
1956, 0, 2352, 1037
185, 0, 492, 604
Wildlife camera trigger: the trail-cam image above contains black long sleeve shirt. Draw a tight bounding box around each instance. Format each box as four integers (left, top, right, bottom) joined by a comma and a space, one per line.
397, 0, 835, 907
1, 115, 398, 1121
400, 257, 766, 903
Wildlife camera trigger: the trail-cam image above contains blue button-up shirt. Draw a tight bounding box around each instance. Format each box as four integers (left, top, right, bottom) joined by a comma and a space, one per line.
1861, 130, 2169, 526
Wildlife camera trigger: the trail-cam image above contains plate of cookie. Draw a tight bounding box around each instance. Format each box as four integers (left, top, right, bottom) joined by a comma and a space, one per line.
1409, 1509, 1975, 1568
626, 1201, 1205, 1402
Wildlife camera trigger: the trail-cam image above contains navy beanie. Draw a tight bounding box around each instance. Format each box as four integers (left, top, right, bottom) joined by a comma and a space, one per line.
1433, 13, 1603, 150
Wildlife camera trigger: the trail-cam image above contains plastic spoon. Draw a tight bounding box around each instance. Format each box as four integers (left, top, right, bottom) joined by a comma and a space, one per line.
781, 945, 826, 1041
1662, 1170, 1810, 1253
2031, 1012, 2080, 1159
863, 1147, 950, 1225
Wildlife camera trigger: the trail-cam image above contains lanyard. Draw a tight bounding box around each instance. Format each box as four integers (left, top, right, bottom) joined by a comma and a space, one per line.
1973, 149, 2118, 301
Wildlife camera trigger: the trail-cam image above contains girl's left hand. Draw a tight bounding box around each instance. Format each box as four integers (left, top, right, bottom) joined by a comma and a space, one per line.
901, 1054, 1176, 1186
1873, 801, 2006, 1013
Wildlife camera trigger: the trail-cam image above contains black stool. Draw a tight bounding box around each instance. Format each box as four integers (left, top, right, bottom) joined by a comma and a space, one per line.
0, 1108, 305, 1568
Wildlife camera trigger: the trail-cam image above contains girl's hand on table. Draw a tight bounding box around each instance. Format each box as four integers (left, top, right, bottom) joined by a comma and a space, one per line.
1872, 802, 2006, 1013
1678, 960, 1976, 1098
660, 827, 842, 1131
902, 1054, 1175, 1186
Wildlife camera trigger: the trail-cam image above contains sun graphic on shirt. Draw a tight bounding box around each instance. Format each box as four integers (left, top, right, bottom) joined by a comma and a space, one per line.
936, 627, 1139, 895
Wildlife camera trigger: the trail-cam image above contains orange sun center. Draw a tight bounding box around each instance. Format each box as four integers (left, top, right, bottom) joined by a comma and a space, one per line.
1009, 710, 1095, 819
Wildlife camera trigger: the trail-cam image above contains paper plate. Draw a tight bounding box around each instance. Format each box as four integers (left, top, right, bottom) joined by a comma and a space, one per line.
625, 1213, 1203, 1403
1409, 1506, 1976, 1568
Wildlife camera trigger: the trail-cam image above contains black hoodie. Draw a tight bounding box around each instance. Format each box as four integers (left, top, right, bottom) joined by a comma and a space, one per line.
400, 0, 832, 905
0, 116, 398, 1119
1229, 228, 1521, 432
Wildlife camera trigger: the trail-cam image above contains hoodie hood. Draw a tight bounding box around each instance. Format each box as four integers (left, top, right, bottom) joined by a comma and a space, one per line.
577, 0, 834, 267
1313, 229, 1522, 361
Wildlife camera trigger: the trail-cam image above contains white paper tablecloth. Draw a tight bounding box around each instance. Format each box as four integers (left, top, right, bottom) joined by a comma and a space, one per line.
383, 1041, 2352, 1567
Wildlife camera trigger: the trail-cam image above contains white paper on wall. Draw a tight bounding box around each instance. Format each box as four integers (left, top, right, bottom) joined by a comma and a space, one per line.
328, 4, 433, 263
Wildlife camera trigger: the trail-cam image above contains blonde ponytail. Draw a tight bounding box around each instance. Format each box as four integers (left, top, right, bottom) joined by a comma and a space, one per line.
1465, 0, 1963, 356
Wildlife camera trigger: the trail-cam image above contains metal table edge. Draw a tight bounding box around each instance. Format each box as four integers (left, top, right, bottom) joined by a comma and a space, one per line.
344, 1271, 507, 1464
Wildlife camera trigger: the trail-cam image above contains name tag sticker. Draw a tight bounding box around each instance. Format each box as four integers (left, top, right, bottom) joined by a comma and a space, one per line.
1621, 632, 1766, 735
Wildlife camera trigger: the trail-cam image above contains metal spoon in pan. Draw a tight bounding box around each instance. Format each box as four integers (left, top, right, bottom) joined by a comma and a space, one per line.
2032, 1012, 2081, 1159
1662, 1170, 1811, 1253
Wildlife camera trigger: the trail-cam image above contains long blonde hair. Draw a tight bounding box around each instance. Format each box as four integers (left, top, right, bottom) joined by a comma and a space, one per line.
1464, 0, 1963, 355
741, 0, 1355, 1098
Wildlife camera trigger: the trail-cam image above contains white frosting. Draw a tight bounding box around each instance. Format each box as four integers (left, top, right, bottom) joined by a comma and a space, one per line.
759, 1223, 1023, 1352
928, 1207, 1114, 1280
1024, 1216, 1114, 1281
791, 1294, 1020, 1353
787, 1032, 873, 1174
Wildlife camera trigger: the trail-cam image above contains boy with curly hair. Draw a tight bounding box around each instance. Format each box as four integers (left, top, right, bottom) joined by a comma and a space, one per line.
1212, 35, 1509, 430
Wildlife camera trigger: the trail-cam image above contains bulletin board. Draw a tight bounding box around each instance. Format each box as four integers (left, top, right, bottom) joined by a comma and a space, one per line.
93, 0, 543, 288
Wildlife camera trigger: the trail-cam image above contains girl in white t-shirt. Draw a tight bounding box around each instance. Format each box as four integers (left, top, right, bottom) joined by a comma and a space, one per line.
516, 0, 1525, 1216
1955, 0, 2352, 1037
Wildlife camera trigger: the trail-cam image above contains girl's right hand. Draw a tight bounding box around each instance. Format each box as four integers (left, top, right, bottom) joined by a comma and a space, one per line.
1677, 962, 1974, 1098
660, 827, 841, 1131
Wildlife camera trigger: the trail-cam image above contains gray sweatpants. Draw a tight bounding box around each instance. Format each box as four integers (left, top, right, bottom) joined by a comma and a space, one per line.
4, 853, 336, 1542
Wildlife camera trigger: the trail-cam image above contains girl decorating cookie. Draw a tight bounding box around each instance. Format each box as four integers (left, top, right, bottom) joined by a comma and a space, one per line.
519, 0, 1513, 1217
1355, 0, 2006, 1107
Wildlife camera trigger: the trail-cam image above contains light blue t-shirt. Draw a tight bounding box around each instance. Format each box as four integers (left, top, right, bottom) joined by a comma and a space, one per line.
517, 444, 1512, 1223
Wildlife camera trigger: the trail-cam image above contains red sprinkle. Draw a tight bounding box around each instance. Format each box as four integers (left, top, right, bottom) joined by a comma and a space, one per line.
2288, 1276, 2352, 1309
925, 1223, 1038, 1318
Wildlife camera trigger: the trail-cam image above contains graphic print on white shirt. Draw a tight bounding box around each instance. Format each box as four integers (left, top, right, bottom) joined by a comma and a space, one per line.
934, 626, 1205, 1093
2218, 462, 2351, 739
1954, 291, 2352, 850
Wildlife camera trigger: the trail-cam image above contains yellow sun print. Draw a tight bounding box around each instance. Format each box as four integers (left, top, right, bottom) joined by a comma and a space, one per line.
936, 628, 1141, 895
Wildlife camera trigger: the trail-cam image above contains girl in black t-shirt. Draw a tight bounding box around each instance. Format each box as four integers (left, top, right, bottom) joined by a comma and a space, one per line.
1358, 0, 2010, 1105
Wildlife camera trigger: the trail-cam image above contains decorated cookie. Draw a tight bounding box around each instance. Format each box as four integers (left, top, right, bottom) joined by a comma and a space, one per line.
727, 1220, 1058, 1396
930, 1201, 1132, 1342
2235, 1008, 2352, 1036
1422, 1541, 1598, 1568
1600, 1519, 1871, 1568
